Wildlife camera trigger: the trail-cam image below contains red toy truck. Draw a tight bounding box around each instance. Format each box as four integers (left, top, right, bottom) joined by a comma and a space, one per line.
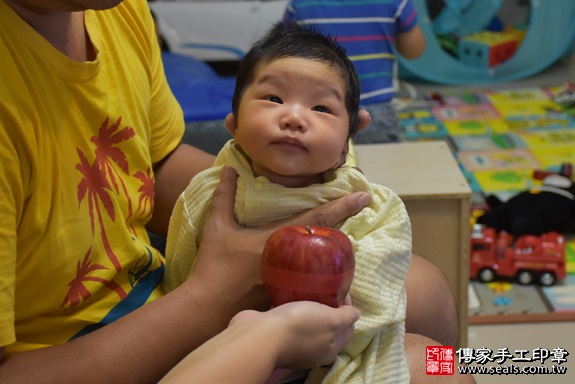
470, 225, 567, 286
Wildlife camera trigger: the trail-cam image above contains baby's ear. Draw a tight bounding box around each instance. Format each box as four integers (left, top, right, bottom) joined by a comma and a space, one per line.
332, 140, 349, 169
342, 140, 350, 155
224, 113, 238, 137
331, 139, 350, 169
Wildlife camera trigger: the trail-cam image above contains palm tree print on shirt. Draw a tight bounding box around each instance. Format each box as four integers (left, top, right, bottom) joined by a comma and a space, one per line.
133, 167, 154, 218
61, 247, 128, 309
91, 116, 137, 236
76, 146, 121, 272
64, 116, 155, 310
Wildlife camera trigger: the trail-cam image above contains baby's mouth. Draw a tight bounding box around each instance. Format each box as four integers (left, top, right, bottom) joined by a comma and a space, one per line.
274, 137, 305, 150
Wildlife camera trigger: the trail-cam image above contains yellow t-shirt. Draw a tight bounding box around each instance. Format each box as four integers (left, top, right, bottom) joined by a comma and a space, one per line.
0, 0, 184, 354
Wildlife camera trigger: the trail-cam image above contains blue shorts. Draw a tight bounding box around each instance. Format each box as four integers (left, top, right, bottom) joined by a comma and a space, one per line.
353, 102, 401, 144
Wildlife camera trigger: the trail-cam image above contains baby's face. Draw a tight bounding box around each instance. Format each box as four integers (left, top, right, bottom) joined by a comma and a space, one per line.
229, 57, 350, 188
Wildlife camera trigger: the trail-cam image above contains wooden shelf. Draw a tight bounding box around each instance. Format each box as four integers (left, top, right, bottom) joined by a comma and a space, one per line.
356, 141, 472, 347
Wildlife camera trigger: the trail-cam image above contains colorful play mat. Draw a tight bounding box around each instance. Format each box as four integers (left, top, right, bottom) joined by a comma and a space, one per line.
396, 82, 575, 323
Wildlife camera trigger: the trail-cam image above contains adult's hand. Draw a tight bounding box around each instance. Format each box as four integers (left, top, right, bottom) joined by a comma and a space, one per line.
256, 295, 359, 370
160, 299, 360, 384
199, 165, 371, 255
189, 166, 371, 319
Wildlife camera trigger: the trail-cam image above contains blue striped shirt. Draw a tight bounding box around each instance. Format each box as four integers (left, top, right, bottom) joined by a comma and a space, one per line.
284, 0, 418, 104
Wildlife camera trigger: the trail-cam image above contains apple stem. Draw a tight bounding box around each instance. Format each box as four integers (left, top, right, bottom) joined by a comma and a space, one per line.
305, 226, 312, 235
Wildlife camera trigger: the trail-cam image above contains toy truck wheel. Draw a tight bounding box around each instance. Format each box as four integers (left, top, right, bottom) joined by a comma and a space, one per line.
478, 268, 495, 282
539, 272, 556, 286
517, 271, 533, 285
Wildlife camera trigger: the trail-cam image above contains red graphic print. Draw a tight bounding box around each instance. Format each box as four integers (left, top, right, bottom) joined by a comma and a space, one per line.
76, 147, 121, 272
61, 248, 128, 309
66, 115, 156, 310
91, 116, 137, 235
134, 167, 154, 217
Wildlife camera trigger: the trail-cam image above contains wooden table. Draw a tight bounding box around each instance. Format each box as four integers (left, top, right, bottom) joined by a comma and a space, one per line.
355, 141, 472, 347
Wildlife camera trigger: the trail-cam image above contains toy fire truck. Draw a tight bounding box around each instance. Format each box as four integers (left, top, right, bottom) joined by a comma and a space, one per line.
470, 225, 567, 286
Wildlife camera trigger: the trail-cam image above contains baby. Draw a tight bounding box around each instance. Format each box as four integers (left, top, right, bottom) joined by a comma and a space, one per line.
165, 22, 412, 383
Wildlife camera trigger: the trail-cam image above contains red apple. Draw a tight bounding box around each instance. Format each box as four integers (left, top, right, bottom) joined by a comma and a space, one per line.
261, 225, 355, 308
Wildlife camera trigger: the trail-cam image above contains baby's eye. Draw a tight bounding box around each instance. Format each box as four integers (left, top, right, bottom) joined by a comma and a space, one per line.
265, 95, 283, 104
312, 105, 330, 114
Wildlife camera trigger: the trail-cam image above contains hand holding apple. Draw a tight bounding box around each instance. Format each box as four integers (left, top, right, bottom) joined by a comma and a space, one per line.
261, 226, 355, 308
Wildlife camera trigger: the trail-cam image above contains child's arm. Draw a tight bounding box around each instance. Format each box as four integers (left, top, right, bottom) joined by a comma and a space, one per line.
396, 25, 425, 59
395, 0, 426, 60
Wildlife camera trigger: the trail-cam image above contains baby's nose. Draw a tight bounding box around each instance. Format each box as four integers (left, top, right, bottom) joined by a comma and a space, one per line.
281, 105, 306, 130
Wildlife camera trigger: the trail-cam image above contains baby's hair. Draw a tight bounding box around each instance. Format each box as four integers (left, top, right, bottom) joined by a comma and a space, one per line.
231, 21, 361, 138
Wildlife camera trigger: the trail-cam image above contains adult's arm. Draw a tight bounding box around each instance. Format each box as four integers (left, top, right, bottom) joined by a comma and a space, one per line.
147, 143, 216, 236
160, 301, 360, 384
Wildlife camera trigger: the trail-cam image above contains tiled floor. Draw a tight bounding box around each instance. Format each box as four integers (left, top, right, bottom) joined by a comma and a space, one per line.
409, 55, 575, 383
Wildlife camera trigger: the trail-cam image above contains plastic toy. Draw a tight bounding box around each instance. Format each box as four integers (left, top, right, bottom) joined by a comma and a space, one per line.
429, 92, 445, 105
475, 173, 575, 237
552, 80, 575, 109
458, 31, 519, 67
470, 225, 566, 286
431, 0, 502, 37
398, 0, 575, 85
532, 163, 573, 181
